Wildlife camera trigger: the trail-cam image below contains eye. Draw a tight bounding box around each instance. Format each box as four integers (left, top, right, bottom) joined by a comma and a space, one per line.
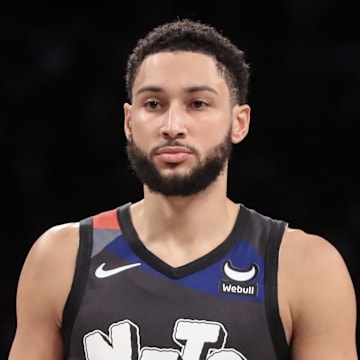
145, 100, 161, 110
192, 100, 209, 109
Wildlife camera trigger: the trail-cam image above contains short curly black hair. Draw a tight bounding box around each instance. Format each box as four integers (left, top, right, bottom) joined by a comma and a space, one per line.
125, 19, 250, 105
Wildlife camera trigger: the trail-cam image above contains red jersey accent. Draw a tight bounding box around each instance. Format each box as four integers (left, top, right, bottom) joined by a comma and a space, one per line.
93, 209, 120, 230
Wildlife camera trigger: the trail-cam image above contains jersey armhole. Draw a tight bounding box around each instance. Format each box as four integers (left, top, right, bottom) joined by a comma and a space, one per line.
265, 219, 291, 360
61, 216, 93, 358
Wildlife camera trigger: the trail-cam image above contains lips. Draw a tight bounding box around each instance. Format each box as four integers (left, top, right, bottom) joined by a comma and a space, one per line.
154, 146, 192, 163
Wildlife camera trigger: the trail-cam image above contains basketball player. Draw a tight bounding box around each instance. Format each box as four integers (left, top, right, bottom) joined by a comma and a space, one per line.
9, 19, 358, 359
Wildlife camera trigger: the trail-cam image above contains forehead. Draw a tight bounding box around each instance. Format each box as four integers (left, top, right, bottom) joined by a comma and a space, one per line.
132, 51, 229, 96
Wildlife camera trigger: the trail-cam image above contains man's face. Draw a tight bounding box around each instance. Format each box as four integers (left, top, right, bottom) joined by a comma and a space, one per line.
124, 51, 246, 196
126, 130, 232, 196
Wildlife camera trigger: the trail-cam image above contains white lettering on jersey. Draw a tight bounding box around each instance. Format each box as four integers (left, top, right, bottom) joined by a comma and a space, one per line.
83, 320, 140, 360
208, 349, 247, 359
173, 319, 225, 359
83, 319, 247, 360
140, 348, 180, 360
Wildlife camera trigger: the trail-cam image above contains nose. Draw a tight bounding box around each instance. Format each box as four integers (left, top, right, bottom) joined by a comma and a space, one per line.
160, 103, 187, 140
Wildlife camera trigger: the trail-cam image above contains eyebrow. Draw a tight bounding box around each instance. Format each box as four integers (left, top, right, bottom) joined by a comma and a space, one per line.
135, 85, 219, 96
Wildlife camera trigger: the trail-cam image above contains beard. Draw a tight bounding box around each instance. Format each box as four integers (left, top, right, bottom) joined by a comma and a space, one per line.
126, 130, 232, 197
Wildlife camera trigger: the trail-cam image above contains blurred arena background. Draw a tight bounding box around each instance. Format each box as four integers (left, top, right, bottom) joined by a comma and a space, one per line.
1, 0, 359, 357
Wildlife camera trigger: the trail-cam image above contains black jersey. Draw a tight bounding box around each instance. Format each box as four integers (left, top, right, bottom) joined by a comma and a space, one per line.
62, 203, 290, 360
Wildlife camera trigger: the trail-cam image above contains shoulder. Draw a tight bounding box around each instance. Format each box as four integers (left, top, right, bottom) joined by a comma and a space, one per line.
279, 226, 355, 297
33, 222, 79, 246
10, 223, 82, 358
280, 227, 350, 279
18, 222, 80, 322
278, 227, 357, 349
24, 222, 80, 276
25, 222, 80, 286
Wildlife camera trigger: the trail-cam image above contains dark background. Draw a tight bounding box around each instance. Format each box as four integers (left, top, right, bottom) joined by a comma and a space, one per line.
1, 0, 359, 357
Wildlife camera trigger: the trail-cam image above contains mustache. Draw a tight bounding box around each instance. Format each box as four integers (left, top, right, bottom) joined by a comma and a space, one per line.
149, 141, 199, 157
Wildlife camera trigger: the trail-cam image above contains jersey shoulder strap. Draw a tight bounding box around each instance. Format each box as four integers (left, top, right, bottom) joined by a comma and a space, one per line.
61, 216, 93, 358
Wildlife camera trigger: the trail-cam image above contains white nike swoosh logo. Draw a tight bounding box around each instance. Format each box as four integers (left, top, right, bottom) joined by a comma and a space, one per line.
95, 262, 141, 278
223, 260, 258, 282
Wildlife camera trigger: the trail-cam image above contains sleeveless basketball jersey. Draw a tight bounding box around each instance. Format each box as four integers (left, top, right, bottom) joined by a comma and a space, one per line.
62, 203, 290, 360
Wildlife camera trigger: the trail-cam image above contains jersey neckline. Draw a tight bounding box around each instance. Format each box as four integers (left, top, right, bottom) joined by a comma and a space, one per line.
116, 202, 250, 279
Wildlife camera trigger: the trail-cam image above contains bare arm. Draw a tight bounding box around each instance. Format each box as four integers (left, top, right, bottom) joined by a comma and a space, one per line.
8, 223, 79, 360
280, 229, 358, 360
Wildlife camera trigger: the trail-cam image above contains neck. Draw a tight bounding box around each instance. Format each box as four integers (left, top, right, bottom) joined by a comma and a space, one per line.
129, 174, 239, 247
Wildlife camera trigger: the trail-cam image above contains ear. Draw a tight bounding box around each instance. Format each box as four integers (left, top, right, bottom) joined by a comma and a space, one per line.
231, 104, 251, 144
123, 103, 132, 141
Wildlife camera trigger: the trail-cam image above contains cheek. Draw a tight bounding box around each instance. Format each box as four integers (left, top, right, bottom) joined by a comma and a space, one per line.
199, 122, 230, 145
130, 122, 157, 150
130, 110, 160, 133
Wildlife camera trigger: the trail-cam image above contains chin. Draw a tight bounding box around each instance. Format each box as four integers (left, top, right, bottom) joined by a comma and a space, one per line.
159, 166, 192, 178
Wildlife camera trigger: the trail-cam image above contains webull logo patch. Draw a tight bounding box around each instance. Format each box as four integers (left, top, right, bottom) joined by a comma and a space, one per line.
219, 260, 259, 297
